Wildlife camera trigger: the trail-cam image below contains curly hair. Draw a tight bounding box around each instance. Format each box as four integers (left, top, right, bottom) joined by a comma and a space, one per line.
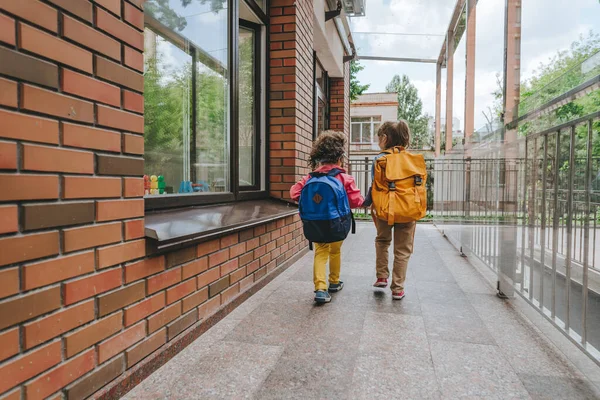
308, 131, 347, 169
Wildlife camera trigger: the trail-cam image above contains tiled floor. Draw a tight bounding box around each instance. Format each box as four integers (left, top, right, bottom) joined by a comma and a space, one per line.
124, 223, 600, 399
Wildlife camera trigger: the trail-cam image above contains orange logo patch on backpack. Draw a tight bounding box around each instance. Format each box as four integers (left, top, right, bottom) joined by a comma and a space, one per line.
312, 193, 323, 204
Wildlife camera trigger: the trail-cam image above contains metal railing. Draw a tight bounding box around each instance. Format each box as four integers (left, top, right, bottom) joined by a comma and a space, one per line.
432, 111, 600, 364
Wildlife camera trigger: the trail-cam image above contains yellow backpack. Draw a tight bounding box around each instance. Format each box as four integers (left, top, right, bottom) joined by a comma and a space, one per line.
371, 146, 427, 225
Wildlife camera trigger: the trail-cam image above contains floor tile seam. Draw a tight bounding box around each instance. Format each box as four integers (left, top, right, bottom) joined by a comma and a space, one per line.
423, 320, 447, 398
168, 342, 286, 399
432, 238, 577, 372
421, 311, 500, 349
514, 372, 600, 400
415, 242, 452, 399
518, 372, 600, 398
456, 245, 600, 381
510, 298, 598, 380
465, 294, 585, 380
244, 345, 288, 400
427, 336, 531, 387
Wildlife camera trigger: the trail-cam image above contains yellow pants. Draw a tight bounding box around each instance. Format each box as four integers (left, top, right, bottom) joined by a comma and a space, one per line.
313, 241, 343, 291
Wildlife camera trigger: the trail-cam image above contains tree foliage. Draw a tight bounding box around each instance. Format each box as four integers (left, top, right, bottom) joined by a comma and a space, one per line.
385, 74, 432, 149
511, 31, 600, 189
350, 60, 370, 101
518, 31, 600, 138
145, 0, 225, 31
144, 34, 231, 190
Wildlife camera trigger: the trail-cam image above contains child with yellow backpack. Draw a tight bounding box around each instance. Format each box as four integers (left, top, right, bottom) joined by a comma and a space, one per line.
363, 121, 427, 300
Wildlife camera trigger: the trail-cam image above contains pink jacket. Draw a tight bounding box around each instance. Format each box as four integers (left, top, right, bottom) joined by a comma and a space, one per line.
289, 164, 364, 208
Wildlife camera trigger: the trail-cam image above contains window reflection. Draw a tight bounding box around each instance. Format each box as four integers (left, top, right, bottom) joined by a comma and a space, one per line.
239, 25, 257, 187
143, 0, 229, 196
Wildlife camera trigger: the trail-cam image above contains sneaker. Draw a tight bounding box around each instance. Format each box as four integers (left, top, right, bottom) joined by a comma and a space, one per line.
328, 281, 344, 293
373, 278, 388, 288
314, 290, 332, 303
392, 291, 405, 300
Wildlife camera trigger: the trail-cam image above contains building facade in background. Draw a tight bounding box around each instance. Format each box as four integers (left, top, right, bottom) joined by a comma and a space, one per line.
0, 0, 356, 398
349, 92, 398, 159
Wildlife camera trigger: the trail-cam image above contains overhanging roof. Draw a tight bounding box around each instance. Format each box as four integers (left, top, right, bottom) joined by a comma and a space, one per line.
349, 0, 462, 64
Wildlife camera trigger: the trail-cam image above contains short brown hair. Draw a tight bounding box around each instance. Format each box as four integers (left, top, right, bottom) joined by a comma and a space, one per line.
377, 120, 410, 149
308, 131, 346, 169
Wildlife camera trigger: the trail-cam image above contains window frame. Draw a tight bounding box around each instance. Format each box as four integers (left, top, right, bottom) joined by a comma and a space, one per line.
350, 115, 382, 144
313, 54, 330, 139
144, 0, 270, 212
238, 19, 262, 192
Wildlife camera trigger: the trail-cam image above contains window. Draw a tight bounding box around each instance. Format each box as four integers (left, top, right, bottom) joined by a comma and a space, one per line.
351, 116, 382, 143
239, 21, 261, 190
314, 55, 329, 138
143, 0, 266, 209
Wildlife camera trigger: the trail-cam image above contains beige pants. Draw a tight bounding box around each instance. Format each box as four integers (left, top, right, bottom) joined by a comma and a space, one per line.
375, 219, 416, 292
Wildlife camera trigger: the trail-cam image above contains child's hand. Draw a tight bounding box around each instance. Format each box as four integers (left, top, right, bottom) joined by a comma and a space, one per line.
370, 204, 377, 225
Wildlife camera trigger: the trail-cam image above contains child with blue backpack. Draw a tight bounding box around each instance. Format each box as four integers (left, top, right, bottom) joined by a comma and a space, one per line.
290, 131, 364, 303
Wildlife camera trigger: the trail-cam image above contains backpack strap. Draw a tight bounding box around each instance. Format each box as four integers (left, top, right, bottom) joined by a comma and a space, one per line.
387, 190, 395, 226
327, 168, 342, 177
351, 212, 356, 234
309, 168, 342, 178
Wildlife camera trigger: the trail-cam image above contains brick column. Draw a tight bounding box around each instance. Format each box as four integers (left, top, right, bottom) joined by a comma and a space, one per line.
330, 62, 350, 156
329, 64, 350, 135
268, 0, 314, 199
0, 1, 145, 398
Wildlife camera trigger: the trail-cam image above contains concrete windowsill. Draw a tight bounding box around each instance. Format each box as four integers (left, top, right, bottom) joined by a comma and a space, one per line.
144, 198, 298, 253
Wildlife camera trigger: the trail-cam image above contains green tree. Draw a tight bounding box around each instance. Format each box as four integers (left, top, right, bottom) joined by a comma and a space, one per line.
350, 60, 370, 101
385, 74, 431, 149
145, 0, 225, 31
512, 31, 600, 191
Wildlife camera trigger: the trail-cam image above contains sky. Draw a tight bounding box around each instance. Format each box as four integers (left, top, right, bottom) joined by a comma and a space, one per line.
350, 0, 600, 131
146, 0, 229, 75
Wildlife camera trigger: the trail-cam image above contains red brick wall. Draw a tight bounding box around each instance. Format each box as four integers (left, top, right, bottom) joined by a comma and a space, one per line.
329, 63, 350, 159
0, 1, 307, 399
268, 0, 315, 200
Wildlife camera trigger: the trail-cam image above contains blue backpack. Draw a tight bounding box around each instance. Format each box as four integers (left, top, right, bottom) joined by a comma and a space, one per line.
299, 169, 355, 248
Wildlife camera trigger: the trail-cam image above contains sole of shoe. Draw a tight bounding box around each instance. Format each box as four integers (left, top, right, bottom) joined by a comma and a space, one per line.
315, 296, 332, 303
328, 283, 344, 293
392, 293, 405, 300
373, 282, 388, 288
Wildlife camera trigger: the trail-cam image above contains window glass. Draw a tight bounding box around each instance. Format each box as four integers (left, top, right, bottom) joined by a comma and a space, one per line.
315, 62, 324, 92
373, 122, 381, 137
238, 25, 257, 187
351, 123, 361, 143
317, 96, 327, 135
314, 57, 329, 137
254, 0, 265, 11
351, 116, 381, 143
144, 0, 229, 196
144, 29, 191, 195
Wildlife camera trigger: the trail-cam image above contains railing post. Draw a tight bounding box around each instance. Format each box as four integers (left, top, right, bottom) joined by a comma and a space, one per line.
582, 120, 592, 345
540, 135, 548, 311
363, 156, 369, 199
528, 138, 537, 300
551, 131, 561, 320
565, 126, 576, 331
435, 62, 442, 157
445, 28, 454, 152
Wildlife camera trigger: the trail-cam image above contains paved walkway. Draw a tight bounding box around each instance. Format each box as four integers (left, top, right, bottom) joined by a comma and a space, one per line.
124, 224, 600, 399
